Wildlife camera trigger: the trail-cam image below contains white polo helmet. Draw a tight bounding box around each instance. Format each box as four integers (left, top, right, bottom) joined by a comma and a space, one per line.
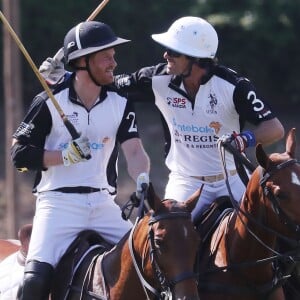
151, 16, 218, 59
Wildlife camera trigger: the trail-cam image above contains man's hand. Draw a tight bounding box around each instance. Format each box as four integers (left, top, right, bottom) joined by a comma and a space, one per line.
39, 57, 66, 85
62, 136, 91, 166
219, 131, 256, 153
136, 172, 149, 199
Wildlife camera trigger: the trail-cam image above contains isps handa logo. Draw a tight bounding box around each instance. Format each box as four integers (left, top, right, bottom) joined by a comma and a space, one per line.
167, 97, 187, 108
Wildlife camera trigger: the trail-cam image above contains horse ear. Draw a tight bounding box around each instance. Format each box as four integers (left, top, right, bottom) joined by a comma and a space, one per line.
185, 184, 204, 213
146, 183, 161, 210
286, 128, 296, 158
256, 143, 271, 169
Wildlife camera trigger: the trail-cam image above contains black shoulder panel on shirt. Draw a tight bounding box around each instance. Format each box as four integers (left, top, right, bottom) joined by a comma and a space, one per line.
133, 63, 168, 79
117, 101, 139, 145
25, 91, 49, 119
213, 65, 248, 87
31, 90, 49, 105
28, 83, 65, 110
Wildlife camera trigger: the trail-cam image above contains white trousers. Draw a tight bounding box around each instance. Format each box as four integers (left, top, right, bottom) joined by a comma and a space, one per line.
164, 172, 246, 221
27, 191, 132, 267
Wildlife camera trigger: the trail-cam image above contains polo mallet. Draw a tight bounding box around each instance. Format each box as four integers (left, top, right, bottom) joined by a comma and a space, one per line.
53, 0, 110, 61
0, 10, 89, 158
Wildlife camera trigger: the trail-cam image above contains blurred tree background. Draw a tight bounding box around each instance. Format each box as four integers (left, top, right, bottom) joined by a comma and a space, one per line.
1, 0, 300, 236
2, 0, 300, 107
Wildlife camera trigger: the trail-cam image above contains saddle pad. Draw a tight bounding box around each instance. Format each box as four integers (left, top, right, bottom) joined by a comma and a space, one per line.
195, 196, 233, 242
51, 230, 112, 299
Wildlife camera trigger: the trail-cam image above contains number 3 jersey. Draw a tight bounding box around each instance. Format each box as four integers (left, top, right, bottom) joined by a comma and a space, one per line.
115, 63, 277, 177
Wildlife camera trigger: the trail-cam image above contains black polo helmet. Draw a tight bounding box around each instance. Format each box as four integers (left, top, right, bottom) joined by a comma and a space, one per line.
64, 21, 130, 64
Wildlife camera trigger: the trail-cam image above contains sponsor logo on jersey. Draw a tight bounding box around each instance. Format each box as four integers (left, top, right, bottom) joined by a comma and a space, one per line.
172, 118, 215, 134
15, 122, 35, 138
183, 136, 219, 149
209, 121, 222, 134
206, 92, 218, 114
172, 118, 221, 149
102, 136, 110, 143
66, 112, 79, 126
167, 97, 187, 108
59, 141, 104, 151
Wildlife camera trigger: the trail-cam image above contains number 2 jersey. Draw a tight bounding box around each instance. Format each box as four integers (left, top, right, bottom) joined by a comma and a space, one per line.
11, 73, 139, 194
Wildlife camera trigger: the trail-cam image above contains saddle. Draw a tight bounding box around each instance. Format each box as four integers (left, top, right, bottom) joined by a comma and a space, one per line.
195, 196, 233, 243
51, 230, 113, 300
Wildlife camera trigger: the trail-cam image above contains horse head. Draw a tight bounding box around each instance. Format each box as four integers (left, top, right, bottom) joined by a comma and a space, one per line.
145, 184, 202, 299
254, 128, 300, 239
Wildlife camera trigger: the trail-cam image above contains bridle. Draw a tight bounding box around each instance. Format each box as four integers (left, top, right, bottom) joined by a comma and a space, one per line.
218, 141, 300, 246
129, 208, 198, 300
259, 158, 300, 238
233, 158, 300, 247
234, 158, 300, 295
149, 211, 198, 296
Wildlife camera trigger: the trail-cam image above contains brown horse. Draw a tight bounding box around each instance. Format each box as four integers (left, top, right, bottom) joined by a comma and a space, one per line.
197, 128, 300, 300
50, 184, 202, 300
0, 189, 201, 299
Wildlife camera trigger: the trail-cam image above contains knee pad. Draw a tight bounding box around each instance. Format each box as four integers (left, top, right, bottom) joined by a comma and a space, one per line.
18, 260, 54, 300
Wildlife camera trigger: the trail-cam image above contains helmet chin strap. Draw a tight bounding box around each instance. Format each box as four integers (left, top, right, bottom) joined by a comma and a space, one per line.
181, 59, 194, 78
73, 56, 103, 86
85, 56, 103, 86
181, 57, 216, 83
